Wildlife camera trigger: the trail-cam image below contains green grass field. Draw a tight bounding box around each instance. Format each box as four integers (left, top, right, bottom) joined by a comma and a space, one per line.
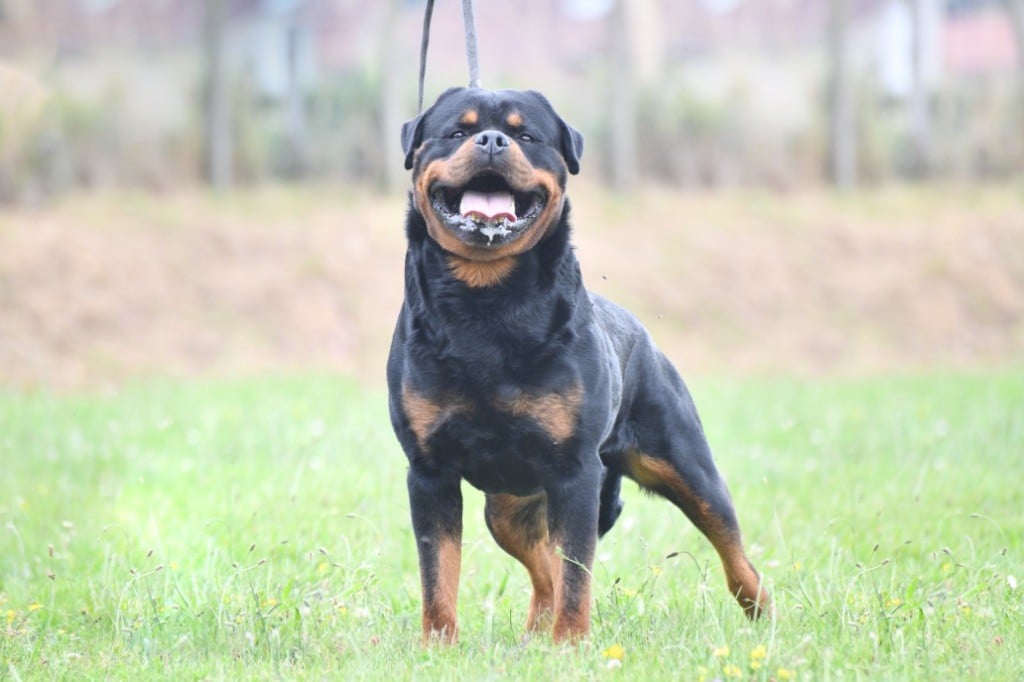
2, 372, 1022, 680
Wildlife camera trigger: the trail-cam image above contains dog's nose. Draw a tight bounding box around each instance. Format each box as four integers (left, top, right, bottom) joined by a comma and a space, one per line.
474, 130, 509, 157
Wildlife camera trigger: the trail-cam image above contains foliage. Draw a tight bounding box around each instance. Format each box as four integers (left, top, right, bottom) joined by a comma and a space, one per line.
3, 45, 1023, 204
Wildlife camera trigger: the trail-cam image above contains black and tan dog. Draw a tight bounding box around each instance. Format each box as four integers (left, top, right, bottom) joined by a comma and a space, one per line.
387, 87, 771, 644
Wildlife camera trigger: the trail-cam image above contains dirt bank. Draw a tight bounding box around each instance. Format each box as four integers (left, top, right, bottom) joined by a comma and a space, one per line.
1, 184, 1022, 389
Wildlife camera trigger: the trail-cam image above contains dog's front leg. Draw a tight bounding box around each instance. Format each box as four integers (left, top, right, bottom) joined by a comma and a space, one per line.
408, 464, 463, 644
545, 465, 601, 643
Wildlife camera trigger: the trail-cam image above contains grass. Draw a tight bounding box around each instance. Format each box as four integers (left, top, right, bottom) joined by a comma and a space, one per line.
1, 372, 1022, 680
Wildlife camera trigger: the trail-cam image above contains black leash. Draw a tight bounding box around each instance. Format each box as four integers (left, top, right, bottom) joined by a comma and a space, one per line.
416, 0, 481, 114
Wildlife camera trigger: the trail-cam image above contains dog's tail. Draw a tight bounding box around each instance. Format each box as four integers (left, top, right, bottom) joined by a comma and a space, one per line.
598, 465, 625, 537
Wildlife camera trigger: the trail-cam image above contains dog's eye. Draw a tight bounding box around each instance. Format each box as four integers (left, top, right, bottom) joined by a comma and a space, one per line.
450, 130, 467, 139
517, 133, 535, 143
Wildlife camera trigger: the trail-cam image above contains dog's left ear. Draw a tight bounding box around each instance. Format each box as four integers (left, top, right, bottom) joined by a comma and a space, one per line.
528, 90, 584, 175
400, 113, 426, 171
559, 119, 584, 175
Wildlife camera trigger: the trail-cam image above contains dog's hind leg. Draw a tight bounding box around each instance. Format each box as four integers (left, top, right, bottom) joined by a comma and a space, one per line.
622, 441, 772, 618
617, 354, 773, 618
484, 493, 556, 632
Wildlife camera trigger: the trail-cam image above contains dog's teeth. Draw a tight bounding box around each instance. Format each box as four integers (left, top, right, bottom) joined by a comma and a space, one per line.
480, 224, 511, 244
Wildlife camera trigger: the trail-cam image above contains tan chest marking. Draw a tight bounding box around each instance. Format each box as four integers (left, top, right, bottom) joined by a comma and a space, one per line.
403, 384, 585, 450
497, 384, 584, 443
401, 385, 471, 451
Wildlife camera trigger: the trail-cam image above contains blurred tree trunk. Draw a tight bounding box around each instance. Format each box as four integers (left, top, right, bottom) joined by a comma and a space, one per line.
632, 0, 663, 84
1005, 0, 1024, 169
1006, 0, 1024, 101
202, 0, 233, 188
284, 8, 309, 179
608, 0, 637, 193
827, 0, 856, 188
907, 0, 931, 178
378, 0, 405, 193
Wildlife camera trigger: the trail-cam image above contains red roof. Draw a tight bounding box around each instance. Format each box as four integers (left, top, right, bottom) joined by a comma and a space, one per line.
942, 9, 1017, 74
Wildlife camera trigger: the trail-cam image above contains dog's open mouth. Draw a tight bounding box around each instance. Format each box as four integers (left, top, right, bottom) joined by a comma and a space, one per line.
430, 173, 546, 247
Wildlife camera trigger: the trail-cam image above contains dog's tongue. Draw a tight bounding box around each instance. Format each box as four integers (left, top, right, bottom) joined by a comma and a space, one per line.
460, 190, 516, 222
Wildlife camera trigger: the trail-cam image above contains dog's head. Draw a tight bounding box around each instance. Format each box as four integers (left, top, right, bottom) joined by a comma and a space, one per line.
401, 87, 583, 262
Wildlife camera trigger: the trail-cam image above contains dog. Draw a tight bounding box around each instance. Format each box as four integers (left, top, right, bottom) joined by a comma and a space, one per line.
387, 87, 771, 644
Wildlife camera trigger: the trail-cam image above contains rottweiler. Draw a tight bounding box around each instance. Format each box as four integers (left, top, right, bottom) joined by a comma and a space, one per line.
387, 87, 772, 644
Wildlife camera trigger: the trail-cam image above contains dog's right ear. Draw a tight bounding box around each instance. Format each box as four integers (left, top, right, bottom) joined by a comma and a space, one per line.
400, 113, 426, 171
401, 88, 466, 170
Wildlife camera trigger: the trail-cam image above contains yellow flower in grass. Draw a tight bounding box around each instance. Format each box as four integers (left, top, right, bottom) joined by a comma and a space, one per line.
602, 643, 625, 660
6, 609, 15, 625
28, 602, 43, 612
750, 643, 767, 670
712, 645, 730, 658
723, 663, 743, 678
777, 667, 795, 680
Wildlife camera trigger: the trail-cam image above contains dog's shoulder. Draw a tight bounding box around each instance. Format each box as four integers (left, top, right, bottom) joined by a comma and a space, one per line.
587, 292, 648, 358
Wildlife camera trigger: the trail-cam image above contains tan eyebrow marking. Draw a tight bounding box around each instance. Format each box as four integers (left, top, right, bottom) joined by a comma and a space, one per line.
506, 111, 523, 128
459, 109, 478, 125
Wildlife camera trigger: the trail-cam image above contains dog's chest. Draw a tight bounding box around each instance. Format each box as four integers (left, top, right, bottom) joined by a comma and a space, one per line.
400, 382, 583, 494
